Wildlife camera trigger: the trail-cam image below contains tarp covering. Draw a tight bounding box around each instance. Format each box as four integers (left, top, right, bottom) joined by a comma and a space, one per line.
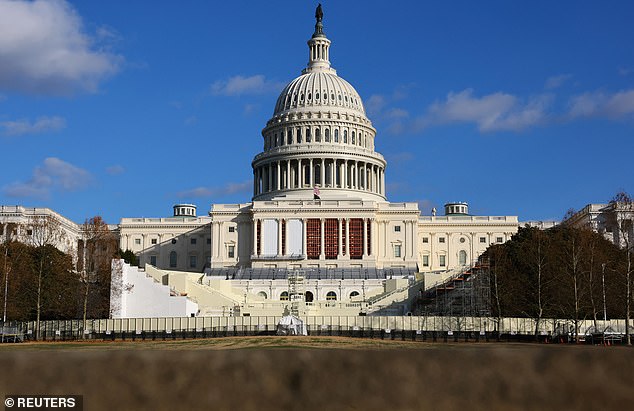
276, 315, 308, 336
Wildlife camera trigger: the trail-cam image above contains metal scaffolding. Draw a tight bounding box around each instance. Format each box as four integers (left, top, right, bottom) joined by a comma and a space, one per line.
418, 258, 492, 318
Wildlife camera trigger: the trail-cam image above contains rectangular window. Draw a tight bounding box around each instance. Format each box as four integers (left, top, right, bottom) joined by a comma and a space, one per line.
151, 238, 157, 245
439, 237, 445, 243
394, 244, 401, 258
150, 255, 157, 266
190, 238, 196, 245
394, 225, 401, 232
422, 255, 429, 267
306, 219, 321, 259
349, 218, 363, 259
325, 218, 338, 259
228, 245, 235, 258
189, 255, 197, 268
135, 238, 141, 245
26, 229, 33, 236
207, 238, 211, 245
228, 226, 235, 233
496, 237, 504, 243
439, 255, 446, 267
422, 237, 429, 243
479, 237, 486, 243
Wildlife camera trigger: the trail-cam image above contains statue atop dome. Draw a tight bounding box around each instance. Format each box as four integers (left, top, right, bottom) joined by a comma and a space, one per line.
315, 4, 323, 23
312, 4, 325, 38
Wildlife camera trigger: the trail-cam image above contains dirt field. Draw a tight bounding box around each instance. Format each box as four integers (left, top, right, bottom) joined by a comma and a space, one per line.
1, 337, 632, 411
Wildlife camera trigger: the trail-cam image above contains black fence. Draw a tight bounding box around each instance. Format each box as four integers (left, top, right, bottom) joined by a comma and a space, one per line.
1, 321, 627, 345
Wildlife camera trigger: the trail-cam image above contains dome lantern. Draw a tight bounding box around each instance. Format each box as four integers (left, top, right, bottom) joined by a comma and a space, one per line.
303, 4, 334, 75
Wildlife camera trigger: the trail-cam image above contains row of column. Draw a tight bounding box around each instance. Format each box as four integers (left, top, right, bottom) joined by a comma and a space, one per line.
254, 158, 385, 197
251, 217, 373, 259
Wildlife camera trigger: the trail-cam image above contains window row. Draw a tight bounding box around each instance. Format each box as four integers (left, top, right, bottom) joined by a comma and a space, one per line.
259, 290, 361, 301
264, 126, 372, 150
420, 236, 505, 244
133, 237, 211, 246
421, 250, 469, 267
277, 89, 361, 111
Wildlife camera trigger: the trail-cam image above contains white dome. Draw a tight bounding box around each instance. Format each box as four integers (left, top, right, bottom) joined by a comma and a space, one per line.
251, 7, 387, 203
273, 71, 366, 116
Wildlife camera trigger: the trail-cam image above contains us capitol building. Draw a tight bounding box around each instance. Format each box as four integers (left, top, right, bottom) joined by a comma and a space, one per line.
2, 7, 524, 318
108, 7, 521, 318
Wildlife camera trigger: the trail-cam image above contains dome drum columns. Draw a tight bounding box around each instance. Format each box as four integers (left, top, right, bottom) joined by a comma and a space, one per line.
253, 157, 385, 200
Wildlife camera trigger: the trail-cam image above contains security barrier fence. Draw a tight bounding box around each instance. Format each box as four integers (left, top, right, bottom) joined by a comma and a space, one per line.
1, 316, 630, 344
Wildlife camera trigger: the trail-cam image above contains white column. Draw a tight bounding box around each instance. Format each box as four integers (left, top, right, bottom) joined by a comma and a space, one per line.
277, 219, 283, 256
268, 163, 272, 192
300, 160, 304, 188
302, 219, 307, 256
344, 160, 348, 188
286, 161, 291, 189
309, 158, 314, 187
321, 158, 325, 187
252, 219, 258, 256
330, 159, 335, 187
276, 161, 281, 191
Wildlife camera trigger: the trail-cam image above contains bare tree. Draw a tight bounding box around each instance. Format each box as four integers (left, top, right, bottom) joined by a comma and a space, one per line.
609, 191, 634, 345
80, 216, 118, 328
22, 216, 65, 339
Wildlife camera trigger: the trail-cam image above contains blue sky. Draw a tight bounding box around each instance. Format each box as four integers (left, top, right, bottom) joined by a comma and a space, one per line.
1, 0, 633, 224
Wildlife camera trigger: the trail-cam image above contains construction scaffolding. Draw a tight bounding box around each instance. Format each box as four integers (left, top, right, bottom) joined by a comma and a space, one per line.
287, 270, 305, 317
418, 258, 492, 318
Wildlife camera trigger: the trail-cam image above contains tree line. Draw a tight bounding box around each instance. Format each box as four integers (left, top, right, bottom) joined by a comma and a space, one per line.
1, 216, 118, 337
486, 193, 633, 343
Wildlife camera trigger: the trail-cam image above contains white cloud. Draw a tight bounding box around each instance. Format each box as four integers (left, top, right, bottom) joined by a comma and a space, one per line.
420, 89, 551, 132
105, 165, 125, 175
545, 74, 572, 90
0, 0, 122, 95
210, 75, 284, 96
178, 180, 251, 199
3, 157, 92, 199
568, 89, 634, 119
1, 116, 66, 136
365, 94, 386, 117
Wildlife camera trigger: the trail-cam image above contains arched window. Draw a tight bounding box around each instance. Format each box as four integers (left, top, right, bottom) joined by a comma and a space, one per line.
257, 291, 267, 300
306, 128, 311, 143
279, 131, 285, 146
305, 291, 314, 302
334, 129, 339, 142
314, 164, 321, 185
349, 291, 360, 299
343, 130, 348, 143
169, 251, 177, 268
325, 128, 330, 142
352, 131, 356, 145
315, 128, 321, 142
326, 291, 337, 301
459, 250, 467, 265
287, 128, 293, 145
297, 128, 302, 144
280, 291, 289, 301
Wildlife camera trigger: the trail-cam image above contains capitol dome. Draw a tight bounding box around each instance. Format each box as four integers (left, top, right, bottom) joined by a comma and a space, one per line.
252, 6, 386, 202
273, 72, 366, 116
